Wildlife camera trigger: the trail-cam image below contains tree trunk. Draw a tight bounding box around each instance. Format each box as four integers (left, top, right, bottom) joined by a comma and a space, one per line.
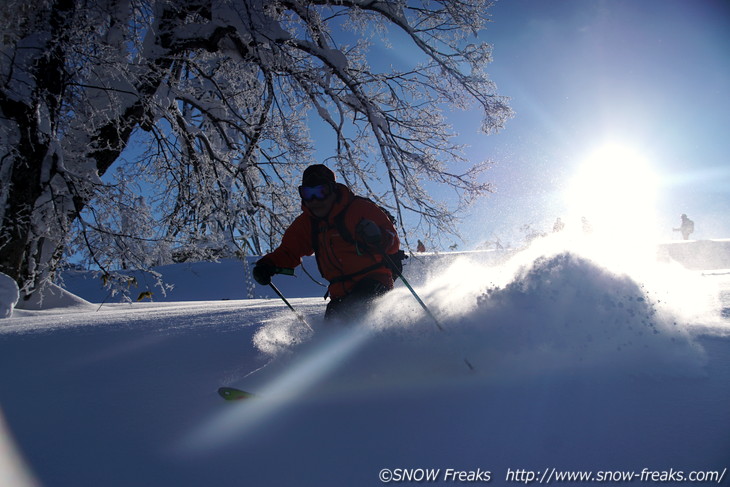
0, 1, 180, 299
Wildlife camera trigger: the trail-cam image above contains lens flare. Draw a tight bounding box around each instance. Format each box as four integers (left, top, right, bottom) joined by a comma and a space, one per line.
179, 326, 372, 454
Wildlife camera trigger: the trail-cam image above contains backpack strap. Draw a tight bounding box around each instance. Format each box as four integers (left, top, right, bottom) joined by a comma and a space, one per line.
332, 196, 359, 244
328, 262, 388, 284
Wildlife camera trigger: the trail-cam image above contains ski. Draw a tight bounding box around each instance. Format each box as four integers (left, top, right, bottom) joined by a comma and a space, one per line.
218, 386, 256, 401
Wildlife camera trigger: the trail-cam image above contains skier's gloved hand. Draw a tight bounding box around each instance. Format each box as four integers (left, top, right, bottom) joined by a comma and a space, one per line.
355, 219, 383, 253
252, 259, 276, 285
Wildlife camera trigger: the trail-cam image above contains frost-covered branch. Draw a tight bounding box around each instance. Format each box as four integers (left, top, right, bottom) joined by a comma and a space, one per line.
0, 0, 511, 299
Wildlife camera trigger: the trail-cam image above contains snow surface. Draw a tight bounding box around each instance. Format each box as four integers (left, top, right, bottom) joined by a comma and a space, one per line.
1, 235, 729, 486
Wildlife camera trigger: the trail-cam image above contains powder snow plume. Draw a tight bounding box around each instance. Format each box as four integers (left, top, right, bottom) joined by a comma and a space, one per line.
252, 310, 315, 356
247, 235, 715, 398
336, 238, 713, 392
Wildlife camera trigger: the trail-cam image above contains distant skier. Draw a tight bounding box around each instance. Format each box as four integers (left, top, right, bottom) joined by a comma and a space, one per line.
673, 214, 695, 240
553, 217, 565, 233
252, 164, 402, 321
581, 216, 593, 235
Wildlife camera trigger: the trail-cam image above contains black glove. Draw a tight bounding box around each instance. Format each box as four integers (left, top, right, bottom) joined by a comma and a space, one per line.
355, 219, 383, 252
252, 259, 276, 285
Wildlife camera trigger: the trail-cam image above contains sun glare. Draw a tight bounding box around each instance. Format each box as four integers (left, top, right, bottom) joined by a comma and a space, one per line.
565, 143, 659, 243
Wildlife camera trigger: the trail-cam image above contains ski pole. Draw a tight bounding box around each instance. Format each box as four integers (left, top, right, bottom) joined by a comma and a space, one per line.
383, 253, 474, 371
269, 282, 314, 332
384, 253, 443, 331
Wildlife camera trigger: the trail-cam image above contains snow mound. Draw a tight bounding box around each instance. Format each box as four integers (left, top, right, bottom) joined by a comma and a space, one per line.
0, 273, 19, 318
15, 282, 94, 312
467, 251, 705, 375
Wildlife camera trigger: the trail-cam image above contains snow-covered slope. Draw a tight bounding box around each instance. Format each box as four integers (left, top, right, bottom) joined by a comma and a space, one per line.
1, 235, 729, 486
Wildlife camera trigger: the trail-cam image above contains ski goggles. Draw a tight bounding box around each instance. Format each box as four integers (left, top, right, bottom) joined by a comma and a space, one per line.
298, 183, 333, 201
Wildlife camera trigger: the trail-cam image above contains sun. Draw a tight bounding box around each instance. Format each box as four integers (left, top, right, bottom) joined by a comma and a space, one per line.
565, 143, 659, 241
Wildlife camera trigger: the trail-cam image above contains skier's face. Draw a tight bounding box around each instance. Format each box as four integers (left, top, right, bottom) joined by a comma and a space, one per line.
304, 190, 336, 218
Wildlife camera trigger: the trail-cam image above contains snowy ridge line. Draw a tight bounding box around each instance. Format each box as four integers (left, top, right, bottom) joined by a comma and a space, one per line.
55, 237, 730, 306
702, 269, 730, 276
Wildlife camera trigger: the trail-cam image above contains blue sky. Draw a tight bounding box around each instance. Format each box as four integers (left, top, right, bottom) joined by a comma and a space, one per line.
417, 0, 730, 248
113, 1, 730, 253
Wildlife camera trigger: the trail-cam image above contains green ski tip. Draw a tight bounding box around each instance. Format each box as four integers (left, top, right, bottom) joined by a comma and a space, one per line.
218, 387, 256, 401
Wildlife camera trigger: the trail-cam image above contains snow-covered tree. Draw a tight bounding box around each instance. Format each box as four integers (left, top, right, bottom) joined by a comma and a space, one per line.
0, 0, 511, 300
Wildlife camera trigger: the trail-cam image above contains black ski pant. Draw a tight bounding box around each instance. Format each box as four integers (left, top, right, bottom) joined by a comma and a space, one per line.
324, 277, 391, 322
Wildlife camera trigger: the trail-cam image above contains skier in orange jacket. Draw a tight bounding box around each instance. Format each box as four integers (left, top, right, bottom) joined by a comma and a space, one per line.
253, 165, 401, 321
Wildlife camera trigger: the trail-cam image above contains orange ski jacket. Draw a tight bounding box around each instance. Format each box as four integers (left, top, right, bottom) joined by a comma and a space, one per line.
260, 184, 400, 299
